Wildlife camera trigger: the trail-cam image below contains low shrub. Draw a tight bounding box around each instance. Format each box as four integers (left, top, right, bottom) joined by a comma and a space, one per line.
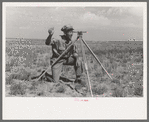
37, 90, 45, 96
8, 68, 32, 81
10, 83, 27, 95
75, 84, 83, 90
122, 58, 127, 63
112, 85, 126, 97
29, 81, 39, 91
6, 76, 14, 85
116, 54, 123, 59
111, 79, 120, 84
6, 64, 11, 72
92, 83, 108, 95
134, 57, 142, 63
17, 68, 32, 80
134, 87, 143, 96
56, 85, 66, 93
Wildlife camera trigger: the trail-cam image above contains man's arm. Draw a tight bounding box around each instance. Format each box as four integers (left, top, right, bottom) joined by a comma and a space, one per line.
45, 27, 54, 45
53, 45, 60, 57
45, 34, 53, 45
72, 44, 79, 58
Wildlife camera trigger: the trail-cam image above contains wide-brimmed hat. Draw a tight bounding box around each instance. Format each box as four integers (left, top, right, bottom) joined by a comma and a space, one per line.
61, 24, 74, 33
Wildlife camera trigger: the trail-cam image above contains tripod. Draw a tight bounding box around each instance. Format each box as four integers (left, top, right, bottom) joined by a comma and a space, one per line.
74, 31, 93, 97
74, 31, 113, 97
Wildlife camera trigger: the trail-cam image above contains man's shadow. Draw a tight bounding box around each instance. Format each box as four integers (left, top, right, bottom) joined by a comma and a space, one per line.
31, 70, 74, 83
31, 70, 85, 95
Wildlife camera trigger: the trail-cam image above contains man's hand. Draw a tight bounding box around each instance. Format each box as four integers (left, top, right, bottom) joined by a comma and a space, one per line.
73, 53, 78, 59
53, 48, 60, 57
77, 31, 83, 39
48, 27, 54, 36
77, 35, 82, 39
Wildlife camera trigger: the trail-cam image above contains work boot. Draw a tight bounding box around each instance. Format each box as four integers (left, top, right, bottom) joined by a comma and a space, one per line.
74, 76, 81, 84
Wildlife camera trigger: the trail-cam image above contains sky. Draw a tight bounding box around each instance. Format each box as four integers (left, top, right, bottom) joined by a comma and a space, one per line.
6, 6, 143, 41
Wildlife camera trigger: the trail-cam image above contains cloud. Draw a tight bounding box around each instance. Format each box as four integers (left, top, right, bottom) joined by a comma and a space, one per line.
128, 7, 143, 17
19, 26, 30, 29
80, 12, 111, 27
97, 7, 143, 18
6, 7, 143, 40
96, 7, 143, 28
96, 7, 125, 17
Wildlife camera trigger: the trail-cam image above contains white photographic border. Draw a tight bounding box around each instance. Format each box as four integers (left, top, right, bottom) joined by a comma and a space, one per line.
2, 2, 147, 120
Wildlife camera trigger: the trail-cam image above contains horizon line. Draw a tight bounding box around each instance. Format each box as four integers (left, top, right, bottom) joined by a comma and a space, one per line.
6, 37, 143, 42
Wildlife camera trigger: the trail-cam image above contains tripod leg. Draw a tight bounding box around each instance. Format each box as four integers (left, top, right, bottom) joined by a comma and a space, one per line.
81, 39, 113, 80
80, 38, 93, 97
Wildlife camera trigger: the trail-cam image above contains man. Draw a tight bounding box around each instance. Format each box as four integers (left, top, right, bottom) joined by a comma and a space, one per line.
45, 25, 83, 83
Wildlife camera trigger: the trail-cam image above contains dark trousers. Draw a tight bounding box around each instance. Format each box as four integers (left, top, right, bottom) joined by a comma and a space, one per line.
51, 56, 83, 82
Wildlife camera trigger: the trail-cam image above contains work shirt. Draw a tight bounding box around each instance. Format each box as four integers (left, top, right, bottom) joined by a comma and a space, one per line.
45, 35, 78, 60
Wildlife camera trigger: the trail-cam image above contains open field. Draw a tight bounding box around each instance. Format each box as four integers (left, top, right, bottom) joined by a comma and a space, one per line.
5, 38, 143, 97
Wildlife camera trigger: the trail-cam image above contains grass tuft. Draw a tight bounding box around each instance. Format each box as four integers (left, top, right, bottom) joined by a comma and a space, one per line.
134, 87, 143, 96
6, 76, 14, 85
10, 83, 27, 95
92, 83, 108, 95
112, 85, 126, 97
55, 84, 66, 93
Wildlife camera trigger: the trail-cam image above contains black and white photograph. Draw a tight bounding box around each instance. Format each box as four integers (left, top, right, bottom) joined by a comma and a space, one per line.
3, 2, 147, 120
